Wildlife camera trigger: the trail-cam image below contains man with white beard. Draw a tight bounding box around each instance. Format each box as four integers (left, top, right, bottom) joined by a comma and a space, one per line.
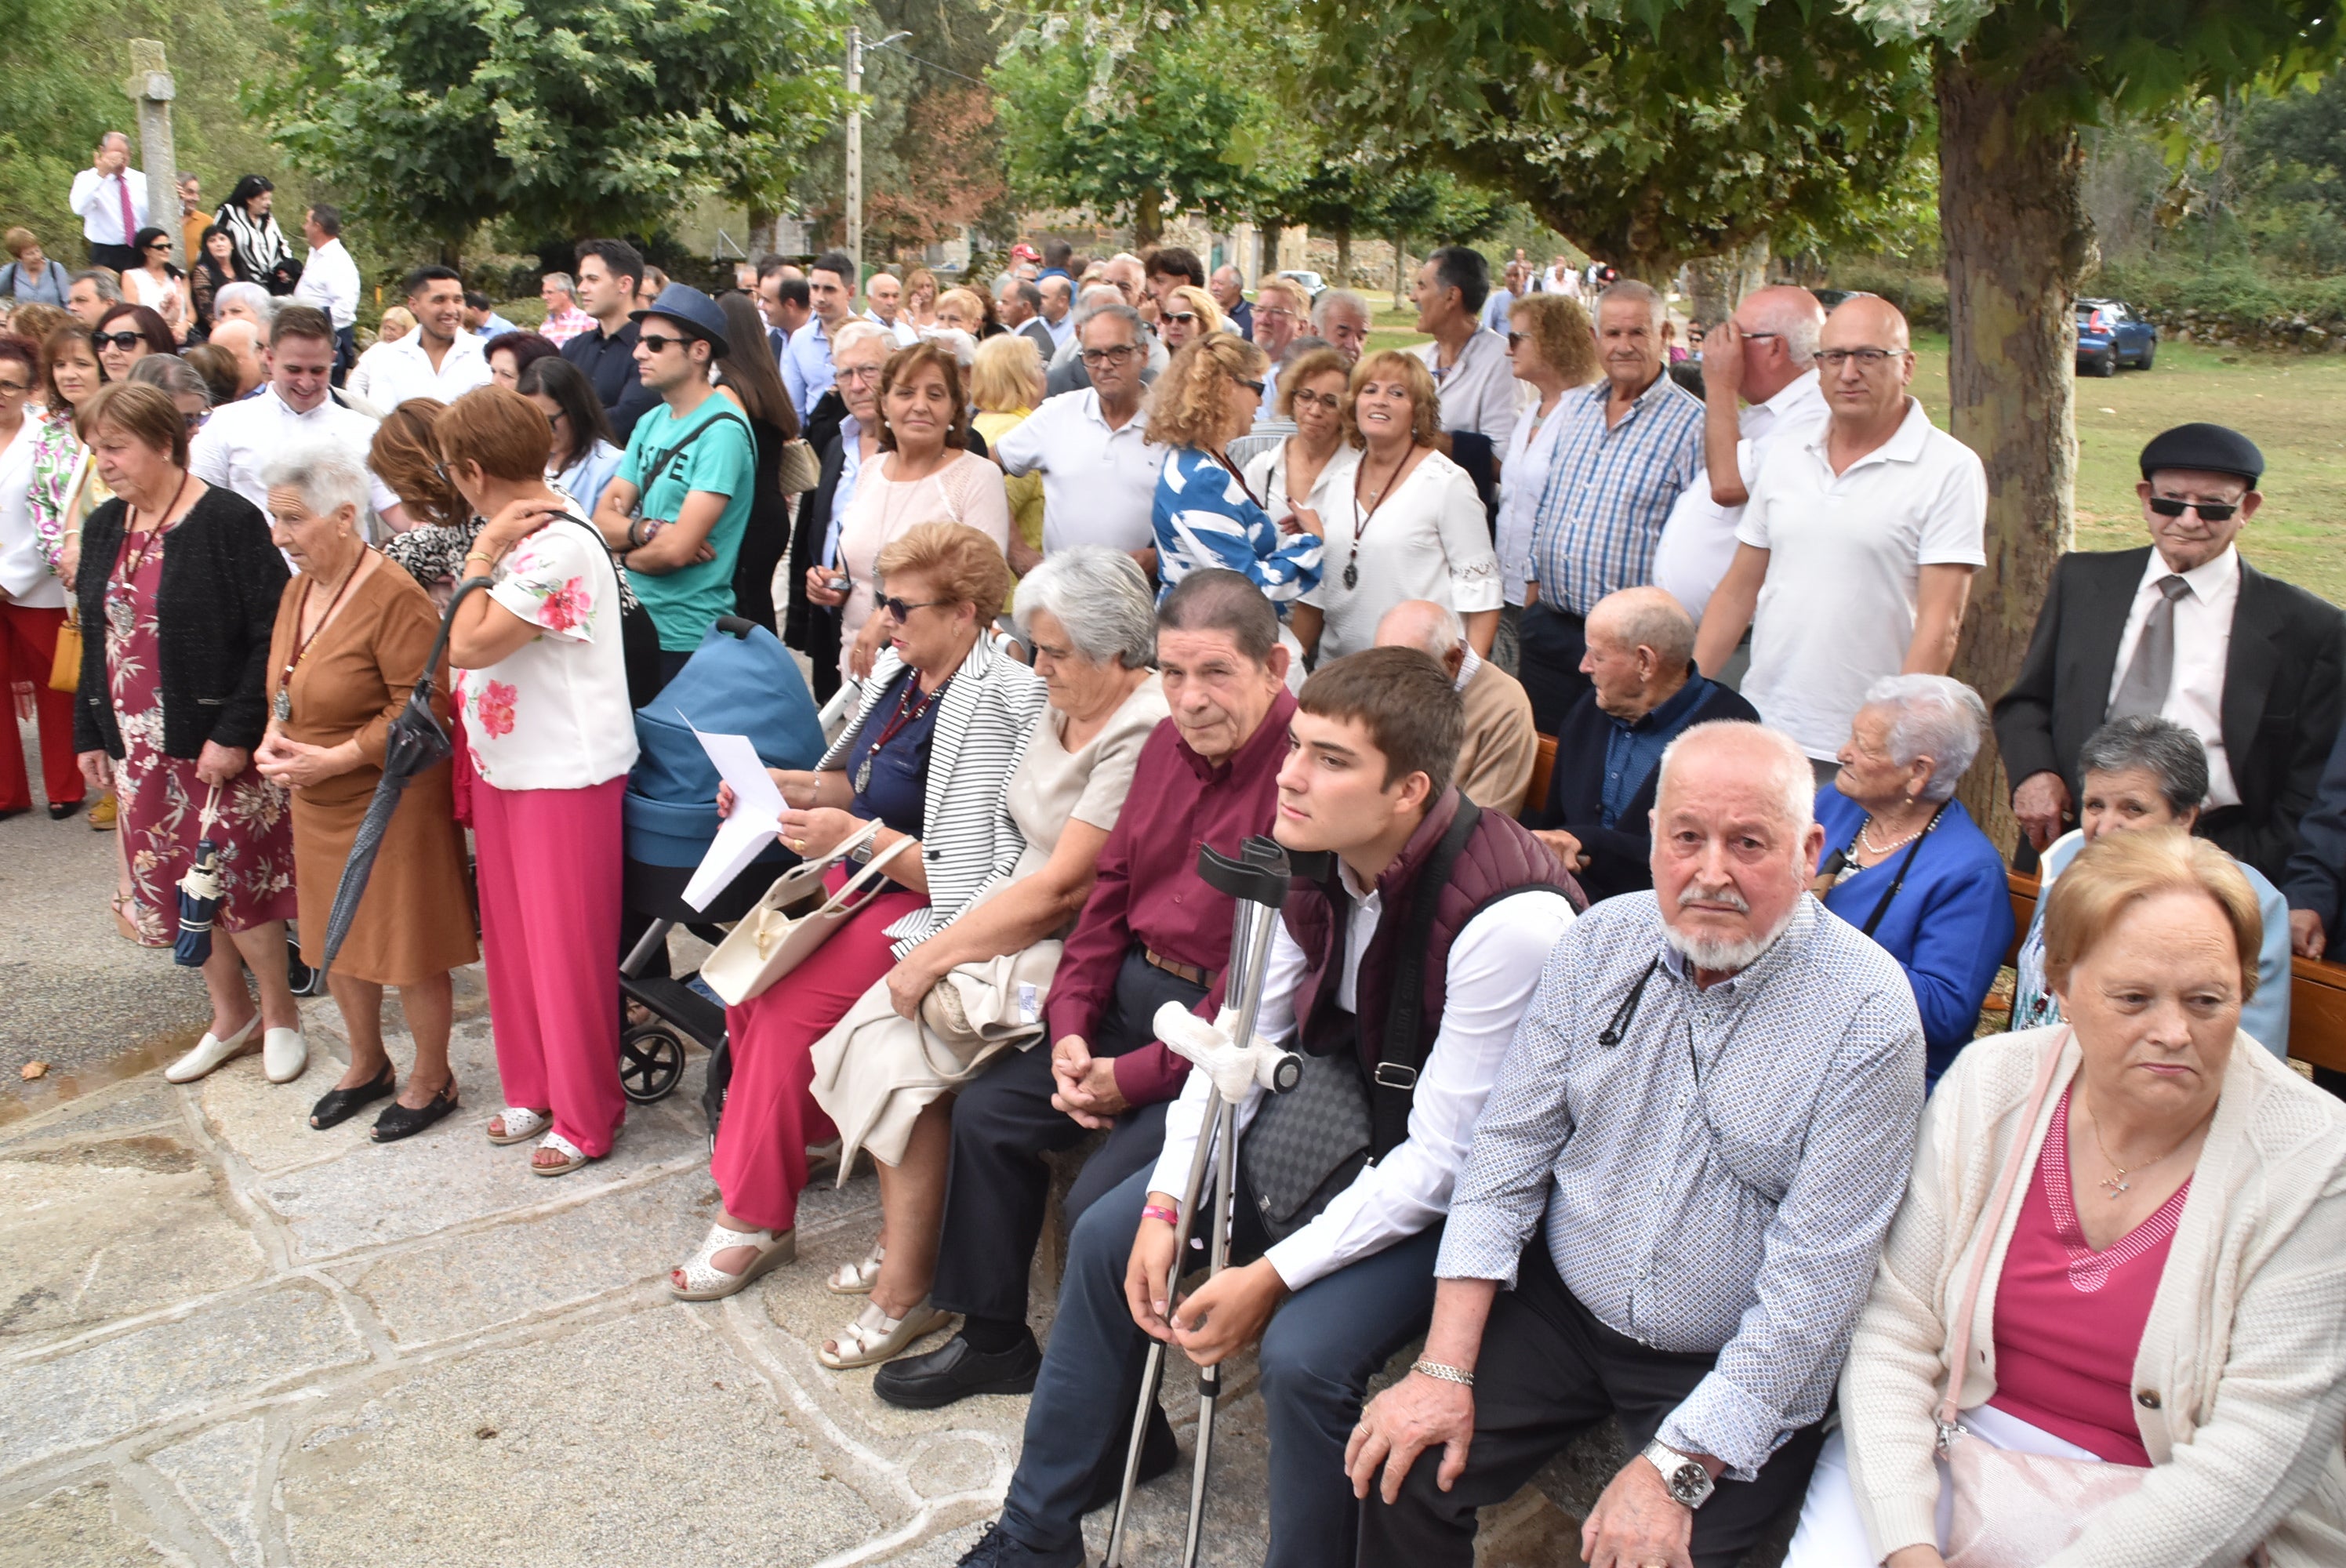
1349, 720, 1925, 1568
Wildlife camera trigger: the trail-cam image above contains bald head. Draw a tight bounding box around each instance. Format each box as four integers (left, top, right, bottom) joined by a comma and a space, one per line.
1375, 599, 1468, 680
209, 319, 265, 395
1818, 294, 1915, 430
1582, 586, 1697, 720
1730, 285, 1827, 401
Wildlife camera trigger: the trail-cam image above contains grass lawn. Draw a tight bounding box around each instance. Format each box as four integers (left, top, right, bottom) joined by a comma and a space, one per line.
1361, 307, 2346, 607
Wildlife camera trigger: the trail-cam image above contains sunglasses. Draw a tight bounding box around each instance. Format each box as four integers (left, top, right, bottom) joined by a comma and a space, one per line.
637, 332, 693, 354
93, 331, 146, 350
1235, 376, 1265, 396
877, 594, 948, 621
1164, 311, 1200, 327
2147, 495, 2242, 521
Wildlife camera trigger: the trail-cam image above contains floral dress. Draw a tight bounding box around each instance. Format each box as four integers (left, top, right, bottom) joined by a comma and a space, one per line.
26, 410, 87, 572
104, 522, 296, 945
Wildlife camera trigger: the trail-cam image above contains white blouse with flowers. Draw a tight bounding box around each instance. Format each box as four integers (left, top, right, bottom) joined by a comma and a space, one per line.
455, 517, 638, 792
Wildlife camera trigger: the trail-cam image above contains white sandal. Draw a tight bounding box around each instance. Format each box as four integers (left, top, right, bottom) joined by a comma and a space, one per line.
668, 1223, 797, 1301
531, 1130, 595, 1177
817, 1298, 951, 1370
488, 1107, 551, 1145
826, 1243, 885, 1295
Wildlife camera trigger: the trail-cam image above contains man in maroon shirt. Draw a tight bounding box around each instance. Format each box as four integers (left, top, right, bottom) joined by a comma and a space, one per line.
877, 572, 1296, 1413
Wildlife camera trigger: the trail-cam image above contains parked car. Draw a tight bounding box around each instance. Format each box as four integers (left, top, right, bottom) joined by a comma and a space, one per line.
1276, 269, 1327, 300
2076, 297, 2158, 376
1810, 288, 1857, 312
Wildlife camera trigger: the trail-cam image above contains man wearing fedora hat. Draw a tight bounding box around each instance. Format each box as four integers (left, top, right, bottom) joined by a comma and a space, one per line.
1995, 421, 2346, 883
590, 281, 758, 685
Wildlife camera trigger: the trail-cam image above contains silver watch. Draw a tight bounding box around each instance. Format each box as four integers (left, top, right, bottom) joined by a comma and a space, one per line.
848, 833, 876, 866
1640, 1439, 1715, 1510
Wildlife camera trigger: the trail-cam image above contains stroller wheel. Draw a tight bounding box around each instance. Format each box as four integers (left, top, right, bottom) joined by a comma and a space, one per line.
619, 1022, 686, 1103
285, 935, 324, 998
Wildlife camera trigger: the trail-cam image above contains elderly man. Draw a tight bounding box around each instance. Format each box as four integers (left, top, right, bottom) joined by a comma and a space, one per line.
207, 318, 266, 399
1376, 600, 1538, 814
1480, 259, 1534, 335
1350, 720, 1925, 1568
539, 271, 594, 347
864, 270, 917, 347
363, 266, 494, 412
1996, 422, 2343, 884
1410, 247, 1518, 450
1048, 282, 1170, 395
1000, 302, 1167, 574
1526, 586, 1757, 902
1038, 274, 1075, 351
1313, 287, 1372, 365
943, 647, 1575, 1568
69, 132, 146, 270
561, 238, 660, 439
780, 249, 857, 418
191, 305, 407, 528
1695, 296, 1985, 781
877, 572, 1301, 1414
1211, 263, 1253, 338
1520, 279, 1706, 731
1651, 285, 1829, 622
1000, 278, 1055, 361
66, 269, 121, 328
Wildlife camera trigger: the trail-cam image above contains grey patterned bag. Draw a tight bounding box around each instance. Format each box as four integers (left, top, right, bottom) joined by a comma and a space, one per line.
1238, 1044, 1371, 1241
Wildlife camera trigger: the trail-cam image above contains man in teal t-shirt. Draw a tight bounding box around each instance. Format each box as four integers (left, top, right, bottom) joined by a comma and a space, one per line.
592, 282, 757, 670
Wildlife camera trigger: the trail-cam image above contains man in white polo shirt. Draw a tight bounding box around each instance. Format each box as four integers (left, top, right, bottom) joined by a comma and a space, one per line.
995, 302, 1167, 575
191, 304, 410, 535
1693, 296, 1986, 779
361, 266, 493, 411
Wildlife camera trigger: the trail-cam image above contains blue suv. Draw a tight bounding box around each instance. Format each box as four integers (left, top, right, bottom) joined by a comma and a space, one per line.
2076, 298, 2157, 376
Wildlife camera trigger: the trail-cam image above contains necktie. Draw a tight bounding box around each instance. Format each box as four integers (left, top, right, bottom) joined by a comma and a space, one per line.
116, 176, 136, 248
2108, 574, 2192, 720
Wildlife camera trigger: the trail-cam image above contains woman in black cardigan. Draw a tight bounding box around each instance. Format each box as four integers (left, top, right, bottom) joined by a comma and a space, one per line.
72, 381, 309, 1088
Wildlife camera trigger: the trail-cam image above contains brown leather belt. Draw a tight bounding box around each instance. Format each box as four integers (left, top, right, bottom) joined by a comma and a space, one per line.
1142, 947, 1211, 987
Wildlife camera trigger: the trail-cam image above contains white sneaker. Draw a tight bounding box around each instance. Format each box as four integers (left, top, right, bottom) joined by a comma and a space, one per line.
164, 1014, 260, 1083
263, 1027, 309, 1083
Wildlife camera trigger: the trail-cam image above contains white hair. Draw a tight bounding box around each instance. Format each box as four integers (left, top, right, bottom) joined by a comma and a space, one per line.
1013, 546, 1157, 670
215, 281, 278, 326
260, 439, 371, 519
1313, 289, 1370, 330
1657, 720, 1814, 837
1741, 286, 1825, 366
1597, 278, 1668, 328
1654, 720, 1816, 973
829, 318, 892, 360
1860, 674, 1987, 804
1375, 599, 1464, 658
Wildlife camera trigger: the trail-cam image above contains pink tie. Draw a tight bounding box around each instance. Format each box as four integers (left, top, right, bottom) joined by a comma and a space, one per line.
116, 176, 136, 247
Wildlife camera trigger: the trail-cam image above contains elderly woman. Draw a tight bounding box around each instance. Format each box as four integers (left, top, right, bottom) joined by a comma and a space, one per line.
787, 318, 892, 700
216, 176, 296, 294
671, 521, 1048, 1302
833, 341, 1010, 684
70, 381, 304, 1083
807, 546, 1168, 1367
250, 442, 478, 1138
1785, 829, 2346, 1568
1497, 293, 1598, 665
969, 332, 1047, 579
438, 385, 638, 1175
482, 329, 559, 392
372, 401, 480, 595
92, 303, 173, 380
209, 281, 276, 336
2012, 716, 2291, 1054
126, 354, 212, 438
1815, 674, 2013, 1083
1149, 334, 1324, 608
0, 332, 84, 822
1303, 350, 1498, 662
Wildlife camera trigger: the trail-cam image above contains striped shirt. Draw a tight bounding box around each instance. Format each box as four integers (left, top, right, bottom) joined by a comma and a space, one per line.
1528, 372, 1705, 615
1152, 446, 1322, 603
1439, 892, 1925, 1477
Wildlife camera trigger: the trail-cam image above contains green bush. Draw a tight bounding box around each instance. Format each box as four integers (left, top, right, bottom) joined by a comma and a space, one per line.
1824, 263, 1949, 331
2092, 257, 2346, 334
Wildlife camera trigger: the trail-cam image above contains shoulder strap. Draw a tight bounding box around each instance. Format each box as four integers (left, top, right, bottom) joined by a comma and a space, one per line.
1861, 801, 1946, 938
641, 405, 753, 501
1371, 797, 1484, 1158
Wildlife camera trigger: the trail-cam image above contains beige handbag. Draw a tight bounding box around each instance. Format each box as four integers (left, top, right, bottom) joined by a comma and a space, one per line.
701, 826, 917, 1006
778, 436, 821, 497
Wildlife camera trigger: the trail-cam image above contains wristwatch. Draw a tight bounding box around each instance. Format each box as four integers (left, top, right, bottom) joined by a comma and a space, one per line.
1640, 1439, 1716, 1511
848, 831, 876, 866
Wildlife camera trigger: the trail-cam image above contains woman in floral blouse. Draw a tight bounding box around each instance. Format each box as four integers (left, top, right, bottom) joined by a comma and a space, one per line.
438, 385, 638, 1178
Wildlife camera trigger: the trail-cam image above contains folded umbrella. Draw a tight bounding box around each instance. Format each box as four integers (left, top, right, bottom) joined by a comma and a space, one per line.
174, 784, 225, 967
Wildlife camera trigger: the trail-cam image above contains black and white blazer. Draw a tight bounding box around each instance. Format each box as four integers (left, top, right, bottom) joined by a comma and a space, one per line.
819, 634, 1048, 958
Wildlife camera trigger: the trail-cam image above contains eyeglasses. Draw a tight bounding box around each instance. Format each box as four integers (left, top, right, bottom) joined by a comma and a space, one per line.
1815, 347, 1903, 370
92, 332, 145, 350
837, 364, 883, 384
637, 333, 690, 354
1255, 306, 1298, 322
1080, 345, 1139, 367
0, 379, 31, 397
877, 594, 948, 621
1235, 376, 1265, 396
2147, 495, 2242, 522
1290, 390, 1342, 412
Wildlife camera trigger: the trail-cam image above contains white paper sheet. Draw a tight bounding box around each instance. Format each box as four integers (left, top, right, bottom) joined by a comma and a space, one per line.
681, 720, 785, 912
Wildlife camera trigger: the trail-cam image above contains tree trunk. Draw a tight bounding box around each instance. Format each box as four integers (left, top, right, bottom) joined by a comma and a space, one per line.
1335, 224, 1353, 289
1683, 234, 1770, 327
1135, 186, 1163, 249
1937, 39, 2094, 855
1391, 232, 1408, 311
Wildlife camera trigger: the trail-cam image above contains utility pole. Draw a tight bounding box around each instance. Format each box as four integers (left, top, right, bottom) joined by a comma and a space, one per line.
125, 38, 180, 267
844, 25, 862, 281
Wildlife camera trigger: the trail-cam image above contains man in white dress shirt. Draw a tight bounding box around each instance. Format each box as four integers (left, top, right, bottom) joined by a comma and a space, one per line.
863, 271, 919, 348
996, 303, 1166, 575
69, 133, 147, 271
957, 648, 1574, 1568
192, 305, 409, 533
1651, 285, 1829, 623
1410, 247, 1519, 452
1038, 275, 1075, 352
360, 266, 493, 412
290, 205, 362, 383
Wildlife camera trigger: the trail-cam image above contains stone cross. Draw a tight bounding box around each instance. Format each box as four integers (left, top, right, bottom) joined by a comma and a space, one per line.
124, 38, 180, 267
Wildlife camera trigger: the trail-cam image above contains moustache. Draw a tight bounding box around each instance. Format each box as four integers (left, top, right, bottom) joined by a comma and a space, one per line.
1676, 880, 1750, 914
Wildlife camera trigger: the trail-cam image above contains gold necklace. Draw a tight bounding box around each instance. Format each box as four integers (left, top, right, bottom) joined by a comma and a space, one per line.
2083, 1099, 2200, 1200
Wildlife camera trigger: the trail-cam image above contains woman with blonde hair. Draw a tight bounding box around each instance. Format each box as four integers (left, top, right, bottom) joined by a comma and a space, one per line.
1302, 348, 1497, 662
1495, 292, 1598, 665
345, 307, 417, 411
968, 333, 1047, 577
1157, 284, 1221, 355
1146, 333, 1321, 605
903, 267, 941, 332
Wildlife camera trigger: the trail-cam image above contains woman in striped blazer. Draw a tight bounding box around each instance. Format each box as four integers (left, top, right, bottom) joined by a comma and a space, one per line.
671, 521, 1047, 1301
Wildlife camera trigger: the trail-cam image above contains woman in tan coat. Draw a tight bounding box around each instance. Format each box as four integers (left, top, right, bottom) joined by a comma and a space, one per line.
252, 440, 478, 1142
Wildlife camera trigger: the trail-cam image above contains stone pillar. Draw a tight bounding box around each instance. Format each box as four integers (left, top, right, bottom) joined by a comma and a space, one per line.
1230, 221, 1260, 286
1274, 225, 1309, 274
125, 39, 180, 266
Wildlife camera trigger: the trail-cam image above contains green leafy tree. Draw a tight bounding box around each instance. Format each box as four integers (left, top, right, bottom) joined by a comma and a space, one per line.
252, 0, 846, 261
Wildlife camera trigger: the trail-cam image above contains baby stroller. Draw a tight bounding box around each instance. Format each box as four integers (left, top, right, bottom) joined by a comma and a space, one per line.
618, 617, 826, 1116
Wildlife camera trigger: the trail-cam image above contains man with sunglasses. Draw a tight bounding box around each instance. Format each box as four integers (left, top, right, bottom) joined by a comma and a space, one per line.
1693, 296, 1985, 785
1995, 422, 2343, 884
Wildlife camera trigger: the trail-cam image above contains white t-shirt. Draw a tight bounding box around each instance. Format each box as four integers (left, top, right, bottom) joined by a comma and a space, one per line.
456, 517, 639, 791
993, 389, 1167, 554
1737, 398, 1987, 758
1411, 329, 1520, 447
1651, 368, 1829, 622
1305, 448, 1501, 662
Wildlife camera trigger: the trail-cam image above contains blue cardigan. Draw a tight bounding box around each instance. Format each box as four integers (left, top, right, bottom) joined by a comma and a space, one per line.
1814, 789, 2014, 1082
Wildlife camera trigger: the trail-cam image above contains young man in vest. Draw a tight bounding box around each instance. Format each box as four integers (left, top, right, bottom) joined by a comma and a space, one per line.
956, 647, 1581, 1568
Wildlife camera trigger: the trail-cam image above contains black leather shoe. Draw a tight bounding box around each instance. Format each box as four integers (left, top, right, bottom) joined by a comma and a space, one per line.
1081, 1401, 1179, 1515
371, 1076, 459, 1143
48, 799, 84, 821
310, 1063, 395, 1130
952, 1521, 1084, 1568
873, 1330, 1042, 1410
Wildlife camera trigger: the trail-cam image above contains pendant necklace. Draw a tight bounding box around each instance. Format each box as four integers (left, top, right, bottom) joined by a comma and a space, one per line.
107, 470, 193, 640
274, 549, 370, 723
2084, 1100, 2198, 1201
1344, 445, 1411, 591
855, 671, 948, 793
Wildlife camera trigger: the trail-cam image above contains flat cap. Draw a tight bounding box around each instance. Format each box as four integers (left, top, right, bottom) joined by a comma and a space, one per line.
2138, 423, 2264, 485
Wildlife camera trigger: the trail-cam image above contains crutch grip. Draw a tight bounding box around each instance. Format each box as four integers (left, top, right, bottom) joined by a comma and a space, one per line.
1154, 1003, 1302, 1097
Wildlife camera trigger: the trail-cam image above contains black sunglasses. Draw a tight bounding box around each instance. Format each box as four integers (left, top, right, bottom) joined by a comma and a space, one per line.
2147, 495, 2241, 521
1237, 376, 1265, 396
637, 332, 693, 354
92, 331, 144, 350
877, 594, 948, 621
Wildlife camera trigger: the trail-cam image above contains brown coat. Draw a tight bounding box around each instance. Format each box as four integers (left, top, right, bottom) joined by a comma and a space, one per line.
1456, 655, 1538, 816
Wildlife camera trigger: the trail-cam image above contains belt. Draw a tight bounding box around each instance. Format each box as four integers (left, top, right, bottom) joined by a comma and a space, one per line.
1142, 947, 1211, 987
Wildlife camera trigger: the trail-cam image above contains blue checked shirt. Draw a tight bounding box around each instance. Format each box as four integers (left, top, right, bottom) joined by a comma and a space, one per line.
1438, 892, 1925, 1478
1529, 373, 1705, 616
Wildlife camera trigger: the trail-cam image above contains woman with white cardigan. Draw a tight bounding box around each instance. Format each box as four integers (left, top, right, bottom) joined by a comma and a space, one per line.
1786, 827, 2346, 1567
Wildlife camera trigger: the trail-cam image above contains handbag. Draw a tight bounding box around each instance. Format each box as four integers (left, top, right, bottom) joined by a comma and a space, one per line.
49, 608, 82, 693
700, 825, 917, 1005
778, 436, 821, 497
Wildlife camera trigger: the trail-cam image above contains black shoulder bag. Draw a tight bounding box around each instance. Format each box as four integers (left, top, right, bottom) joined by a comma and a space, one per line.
549, 512, 663, 710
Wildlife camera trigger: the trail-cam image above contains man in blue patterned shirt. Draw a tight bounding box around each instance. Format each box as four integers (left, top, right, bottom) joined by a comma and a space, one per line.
1520, 281, 1706, 731
1348, 719, 1924, 1568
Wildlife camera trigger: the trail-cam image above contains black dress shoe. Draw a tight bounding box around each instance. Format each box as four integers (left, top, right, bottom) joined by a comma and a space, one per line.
952, 1520, 1084, 1568
48, 799, 85, 821
310, 1064, 396, 1129
1081, 1401, 1179, 1515
873, 1329, 1043, 1410
371, 1076, 459, 1143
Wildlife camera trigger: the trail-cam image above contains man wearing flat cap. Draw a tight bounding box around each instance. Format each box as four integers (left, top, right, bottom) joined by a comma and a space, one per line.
590, 281, 757, 683
1994, 421, 2345, 882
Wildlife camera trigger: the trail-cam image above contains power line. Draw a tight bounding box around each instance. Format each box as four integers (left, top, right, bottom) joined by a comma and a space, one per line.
870, 42, 990, 88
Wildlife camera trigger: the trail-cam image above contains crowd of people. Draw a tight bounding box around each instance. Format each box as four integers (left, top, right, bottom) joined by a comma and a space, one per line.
5, 132, 2346, 1568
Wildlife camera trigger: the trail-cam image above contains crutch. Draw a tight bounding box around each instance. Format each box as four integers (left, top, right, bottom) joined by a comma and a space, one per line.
1104, 837, 1302, 1568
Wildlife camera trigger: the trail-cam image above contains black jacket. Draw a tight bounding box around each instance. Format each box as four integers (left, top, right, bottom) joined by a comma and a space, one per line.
74, 487, 289, 760
1523, 675, 1758, 903
1992, 546, 2345, 884
561, 319, 661, 442
2283, 724, 2346, 937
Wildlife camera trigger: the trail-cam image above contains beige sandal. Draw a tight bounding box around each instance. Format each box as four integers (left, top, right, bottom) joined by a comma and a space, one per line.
668, 1223, 797, 1301
826, 1243, 885, 1295
818, 1298, 952, 1370
488, 1107, 552, 1145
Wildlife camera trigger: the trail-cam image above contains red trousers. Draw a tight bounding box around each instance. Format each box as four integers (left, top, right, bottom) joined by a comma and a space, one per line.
714, 868, 926, 1232
0, 604, 84, 814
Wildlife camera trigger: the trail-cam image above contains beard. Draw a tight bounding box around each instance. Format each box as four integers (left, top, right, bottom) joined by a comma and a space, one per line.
1661, 878, 1799, 975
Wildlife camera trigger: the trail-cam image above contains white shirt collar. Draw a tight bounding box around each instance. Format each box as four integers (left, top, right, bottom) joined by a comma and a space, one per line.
1454, 645, 1483, 692
2143, 541, 2240, 598
1756, 367, 1822, 419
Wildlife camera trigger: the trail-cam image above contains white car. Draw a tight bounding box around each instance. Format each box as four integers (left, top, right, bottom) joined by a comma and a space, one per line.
1276, 269, 1327, 300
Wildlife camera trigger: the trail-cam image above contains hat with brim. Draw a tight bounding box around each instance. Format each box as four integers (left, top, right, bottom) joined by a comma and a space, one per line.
2138, 422, 2264, 485
630, 283, 729, 358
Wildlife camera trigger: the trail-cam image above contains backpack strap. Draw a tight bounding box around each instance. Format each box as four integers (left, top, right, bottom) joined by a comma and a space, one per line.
1369, 797, 1484, 1159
